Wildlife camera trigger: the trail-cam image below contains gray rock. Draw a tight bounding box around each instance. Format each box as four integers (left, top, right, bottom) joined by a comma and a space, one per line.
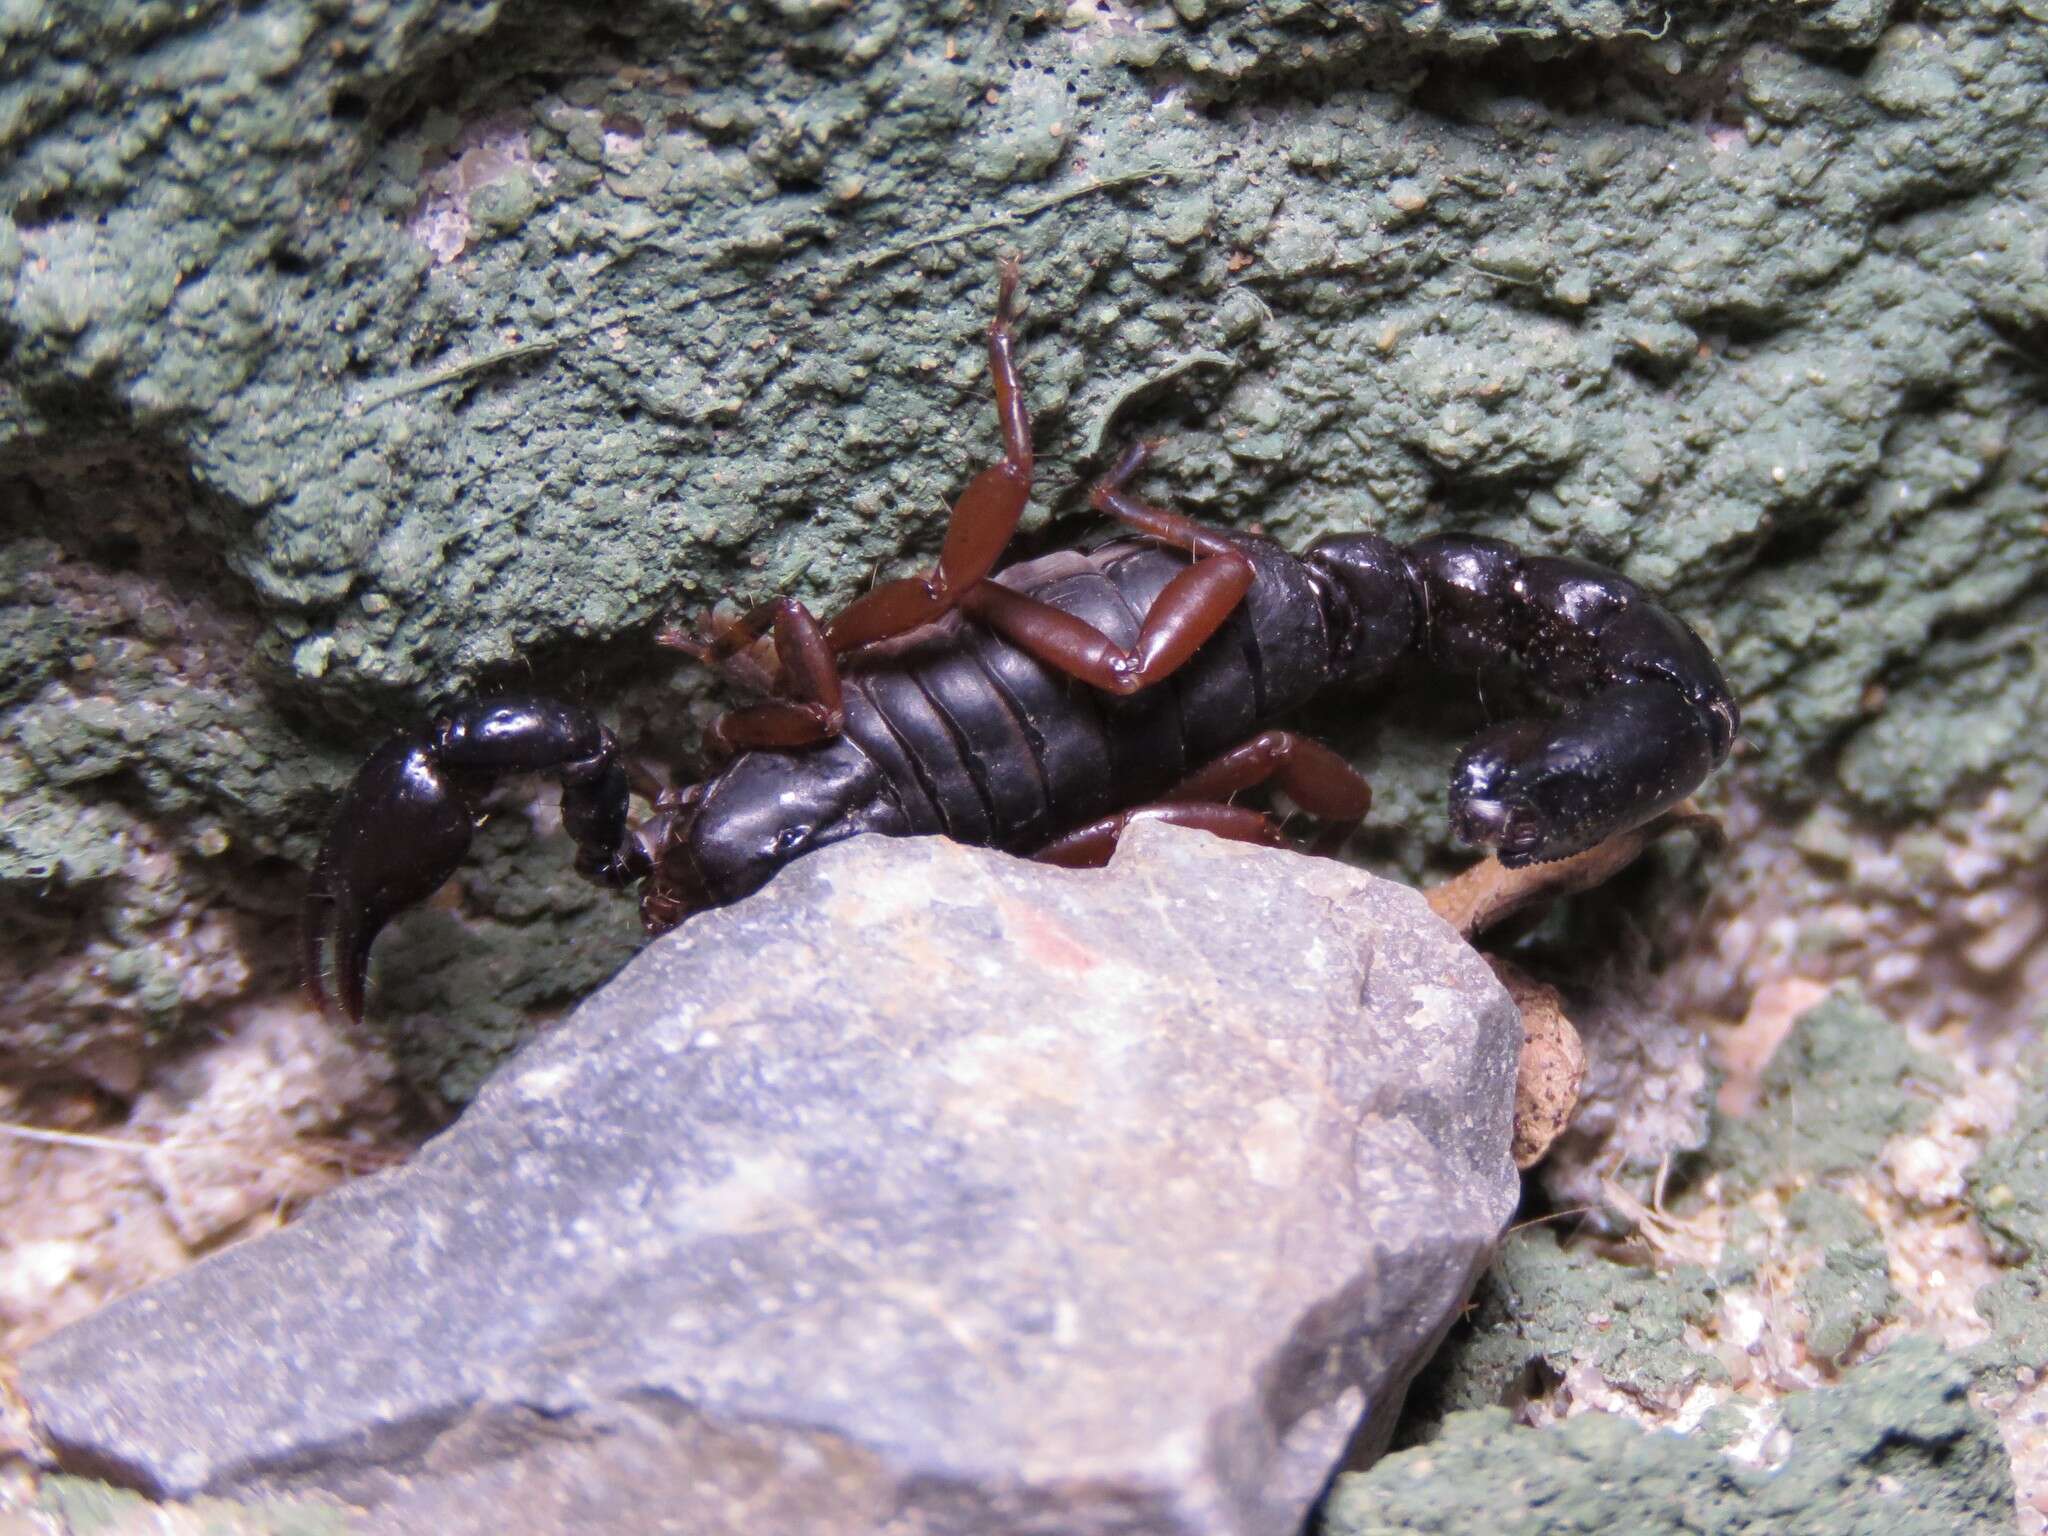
20, 824, 1519, 1536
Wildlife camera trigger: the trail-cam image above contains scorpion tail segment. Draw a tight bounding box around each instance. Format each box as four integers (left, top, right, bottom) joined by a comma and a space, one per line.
303, 734, 478, 1022
1449, 681, 1719, 869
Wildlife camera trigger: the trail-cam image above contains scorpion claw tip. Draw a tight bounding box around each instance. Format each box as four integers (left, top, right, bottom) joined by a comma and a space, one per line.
1451, 795, 1551, 866
301, 831, 402, 1025
303, 880, 375, 1025
300, 734, 477, 1025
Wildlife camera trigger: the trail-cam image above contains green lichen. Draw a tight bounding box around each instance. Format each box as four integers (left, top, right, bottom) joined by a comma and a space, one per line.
1713, 990, 1951, 1192
1784, 1187, 1896, 1367
1839, 592, 2048, 823
1965, 1054, 2048, 1383
1329, 1339, 2009, 1536
0, 532, 342, 1065
1400, 1226, 1723, 1425
1970, 1065, 2048, 1264
1115, 0, 1905, 85
1383, 989, 2021, 1526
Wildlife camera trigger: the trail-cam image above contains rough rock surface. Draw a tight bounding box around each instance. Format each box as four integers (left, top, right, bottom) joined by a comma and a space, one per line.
18, 824, 1519, 1536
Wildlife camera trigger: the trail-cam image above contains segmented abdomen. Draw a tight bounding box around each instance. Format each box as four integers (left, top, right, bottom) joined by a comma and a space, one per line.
835, 538, 1335, 853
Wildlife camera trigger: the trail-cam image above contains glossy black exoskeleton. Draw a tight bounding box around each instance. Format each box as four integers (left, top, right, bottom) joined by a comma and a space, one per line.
305, 262, 1737, 1021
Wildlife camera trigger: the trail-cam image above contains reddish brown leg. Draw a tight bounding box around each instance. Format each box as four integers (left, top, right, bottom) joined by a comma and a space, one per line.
1089, 439, 1247, 560
961, 548, 1254, 697
697, 597, 846, 756
1032, 803, 1287, 869
960, 435, 1256, 697
825, 260, 1035, 655
656, 605, 778, 696
1166, 729, 1373, 855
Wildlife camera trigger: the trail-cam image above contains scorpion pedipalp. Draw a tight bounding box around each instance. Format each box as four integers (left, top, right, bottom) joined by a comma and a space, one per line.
304, 698, 650, 1022
1449, 680, 1718, 867
304, 733, 478, 1024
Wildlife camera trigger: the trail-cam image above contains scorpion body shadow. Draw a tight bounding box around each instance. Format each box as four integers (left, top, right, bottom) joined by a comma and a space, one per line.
305, 262, 1739, 1022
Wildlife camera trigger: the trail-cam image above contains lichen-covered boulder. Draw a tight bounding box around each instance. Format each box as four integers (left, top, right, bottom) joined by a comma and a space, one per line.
19, 824, 1519, 1536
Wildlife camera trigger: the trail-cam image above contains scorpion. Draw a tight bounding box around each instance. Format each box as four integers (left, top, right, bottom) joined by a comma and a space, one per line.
305, 261, 1739, 1022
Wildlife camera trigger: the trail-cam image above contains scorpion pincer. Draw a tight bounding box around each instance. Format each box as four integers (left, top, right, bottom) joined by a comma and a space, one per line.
304, 261, 1739, 1022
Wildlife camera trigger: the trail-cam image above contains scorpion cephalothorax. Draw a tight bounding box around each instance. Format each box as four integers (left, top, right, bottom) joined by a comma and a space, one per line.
305, 261, 1738, 1022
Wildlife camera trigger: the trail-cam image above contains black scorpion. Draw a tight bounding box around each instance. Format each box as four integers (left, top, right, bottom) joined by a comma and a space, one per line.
305, 262, 1739, 1021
